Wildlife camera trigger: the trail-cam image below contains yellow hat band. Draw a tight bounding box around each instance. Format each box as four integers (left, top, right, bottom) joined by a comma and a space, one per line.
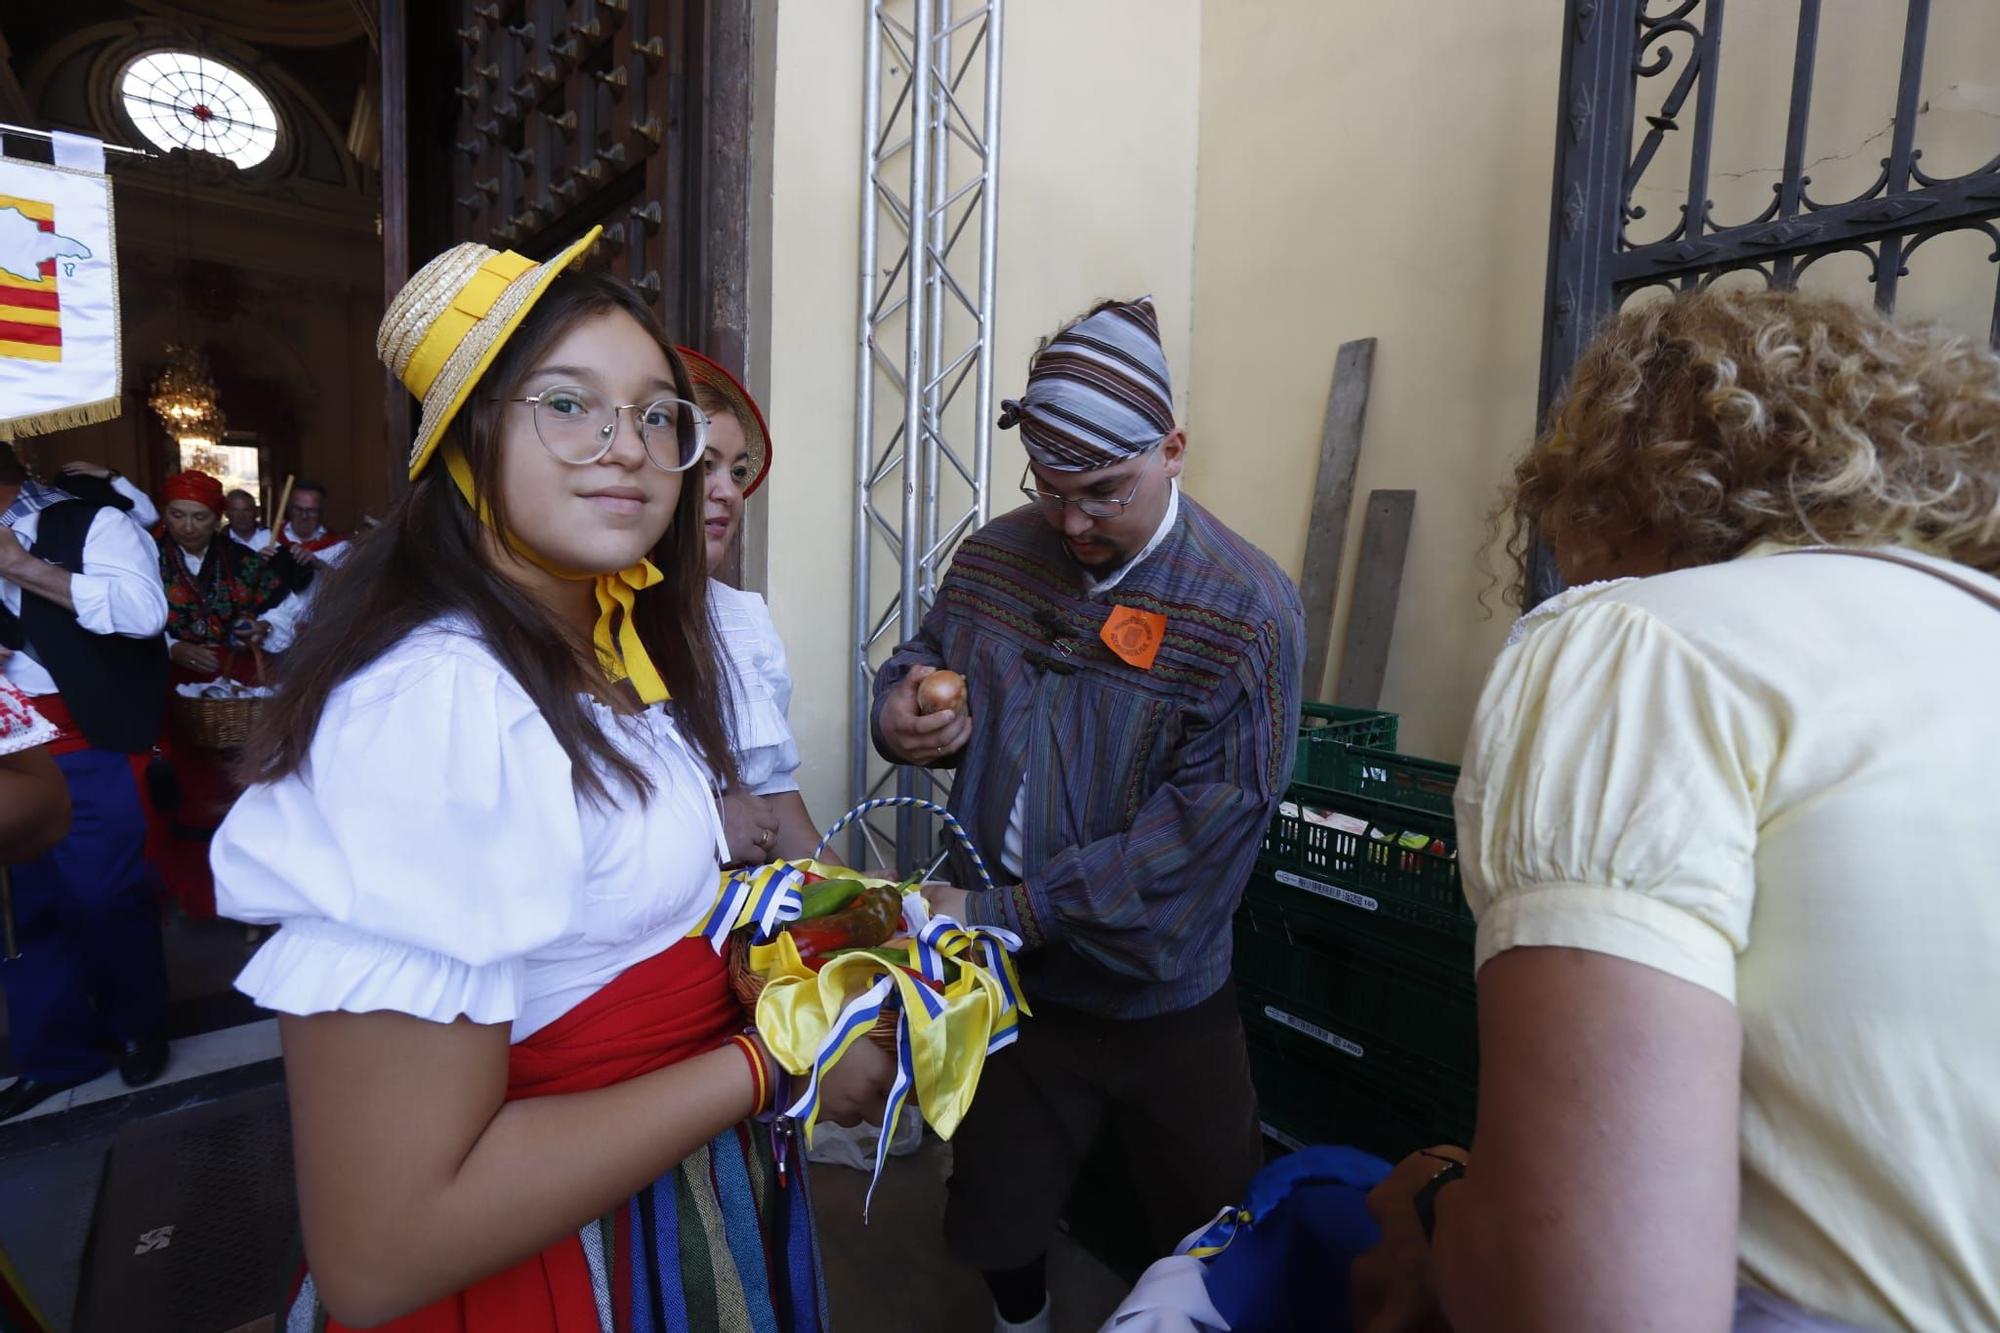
401, 250, 537, 402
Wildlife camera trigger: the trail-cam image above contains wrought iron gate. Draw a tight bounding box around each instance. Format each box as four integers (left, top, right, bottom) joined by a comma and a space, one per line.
1537, 0, 2000, 596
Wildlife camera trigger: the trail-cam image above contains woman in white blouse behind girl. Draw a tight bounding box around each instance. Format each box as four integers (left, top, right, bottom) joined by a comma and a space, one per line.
213, 231, 887, 1331
678, 348, 837, 866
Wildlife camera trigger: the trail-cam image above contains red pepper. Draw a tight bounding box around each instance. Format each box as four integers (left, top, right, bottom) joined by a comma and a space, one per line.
786, 885, 902, 964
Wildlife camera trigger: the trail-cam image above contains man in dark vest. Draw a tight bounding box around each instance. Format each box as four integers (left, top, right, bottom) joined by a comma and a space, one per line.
0, 444, 173, 1121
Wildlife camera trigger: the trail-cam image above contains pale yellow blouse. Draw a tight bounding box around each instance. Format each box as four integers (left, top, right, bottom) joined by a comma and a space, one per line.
1457, 543, 2000, 1332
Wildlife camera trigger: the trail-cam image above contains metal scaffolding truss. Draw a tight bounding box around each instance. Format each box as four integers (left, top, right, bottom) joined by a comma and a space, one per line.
849, 0, 1005, 871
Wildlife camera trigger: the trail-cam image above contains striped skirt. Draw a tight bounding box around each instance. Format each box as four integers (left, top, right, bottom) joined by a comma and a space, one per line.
286, 1121, 827, 1333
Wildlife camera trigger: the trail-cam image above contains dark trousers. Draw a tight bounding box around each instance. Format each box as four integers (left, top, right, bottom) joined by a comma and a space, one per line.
1, 747, 168, 1083
945, 978, 1263, 1273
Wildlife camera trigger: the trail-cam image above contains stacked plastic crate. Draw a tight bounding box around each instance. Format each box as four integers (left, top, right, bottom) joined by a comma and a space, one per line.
1234, 704, 1478, 1159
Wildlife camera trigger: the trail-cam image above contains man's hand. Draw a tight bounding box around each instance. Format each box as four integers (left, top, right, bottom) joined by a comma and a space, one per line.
920, 883, 971, 925
816, 1029, 895, 1127
59, 461, 113, 480
1351, 1146, 1466, 1333
288, 544, 321, 566
0, 524, 33, 580
170, 642, 222, 675
877, 665, 972, 765
721, 791, 781, 865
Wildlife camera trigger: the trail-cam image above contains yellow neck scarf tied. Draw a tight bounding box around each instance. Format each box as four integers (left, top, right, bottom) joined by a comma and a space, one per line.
442, 445, 671, 704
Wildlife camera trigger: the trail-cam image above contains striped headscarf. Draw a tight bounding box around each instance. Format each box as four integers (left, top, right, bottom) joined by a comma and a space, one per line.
999, 296, 1175, 472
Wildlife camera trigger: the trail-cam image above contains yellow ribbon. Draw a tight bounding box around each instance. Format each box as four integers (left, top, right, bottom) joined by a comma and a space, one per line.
442, 445, 671, 703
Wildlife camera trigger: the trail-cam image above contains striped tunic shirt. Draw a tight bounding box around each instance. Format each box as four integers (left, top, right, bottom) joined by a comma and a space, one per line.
873, 496, 1304, 1019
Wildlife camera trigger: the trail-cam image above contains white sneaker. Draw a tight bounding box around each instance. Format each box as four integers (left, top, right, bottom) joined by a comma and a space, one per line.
994, 1298, 1052, 1333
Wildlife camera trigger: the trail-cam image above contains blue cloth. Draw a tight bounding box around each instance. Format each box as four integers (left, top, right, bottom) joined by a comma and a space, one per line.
0, 747, 167, 1082
1197, 1145, 1393, 1333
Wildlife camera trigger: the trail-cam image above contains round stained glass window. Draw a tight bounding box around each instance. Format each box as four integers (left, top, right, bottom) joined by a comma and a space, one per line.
120, 51, 279, 169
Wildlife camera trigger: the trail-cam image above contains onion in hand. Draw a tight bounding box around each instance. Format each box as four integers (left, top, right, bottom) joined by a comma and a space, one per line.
916, 669, 967, 716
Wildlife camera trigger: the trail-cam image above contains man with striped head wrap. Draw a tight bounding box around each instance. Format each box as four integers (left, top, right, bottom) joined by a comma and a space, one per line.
875, 296, 1305, 1332
997, 296, 1184, 581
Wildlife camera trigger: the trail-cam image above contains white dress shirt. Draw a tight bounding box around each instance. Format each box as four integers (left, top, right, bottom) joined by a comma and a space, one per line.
275, 521, 352, 568
108, 474, 158, 528
1, 505, 170, 697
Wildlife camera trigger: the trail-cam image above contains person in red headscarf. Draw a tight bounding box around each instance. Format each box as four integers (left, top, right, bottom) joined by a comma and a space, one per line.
147, 470, 302, 918
157, 470, 299, 681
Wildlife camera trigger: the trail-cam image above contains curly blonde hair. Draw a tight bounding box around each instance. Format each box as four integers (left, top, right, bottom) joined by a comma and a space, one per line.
1499, 286, 2000, 606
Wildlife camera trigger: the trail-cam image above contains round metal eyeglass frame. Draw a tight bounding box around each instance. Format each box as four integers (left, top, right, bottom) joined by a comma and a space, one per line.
1018, 462, 1148, 520
506, 386, 709, 473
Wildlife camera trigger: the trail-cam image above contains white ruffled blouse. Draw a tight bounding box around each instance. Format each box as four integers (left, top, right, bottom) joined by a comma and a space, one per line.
708, 580, 803, 796
213, 619, 728, 1040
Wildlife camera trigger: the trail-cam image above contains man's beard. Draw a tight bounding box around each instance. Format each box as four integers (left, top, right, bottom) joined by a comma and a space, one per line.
1069, 541, 1134, 581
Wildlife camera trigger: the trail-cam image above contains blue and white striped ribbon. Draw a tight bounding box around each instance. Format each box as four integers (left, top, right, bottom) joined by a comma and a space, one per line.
976, 928, 1025, 1053
697, 869, 756, 954
863, 1010, 918, 1221
747, 864, 807, 942
695, 863, 808, 953
811, 797, 999, 895
781, 972, 895, 1136
913, 913, 958, 985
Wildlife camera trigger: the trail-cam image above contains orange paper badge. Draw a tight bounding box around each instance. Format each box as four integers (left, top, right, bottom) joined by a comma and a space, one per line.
1100, 604, 1167, 670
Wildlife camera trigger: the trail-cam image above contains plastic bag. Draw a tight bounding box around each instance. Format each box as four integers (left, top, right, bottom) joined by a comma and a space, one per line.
804, 1100, 925, 1171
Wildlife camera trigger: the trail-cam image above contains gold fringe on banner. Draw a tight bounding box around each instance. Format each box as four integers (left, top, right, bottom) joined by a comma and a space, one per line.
0, 396, 123, 441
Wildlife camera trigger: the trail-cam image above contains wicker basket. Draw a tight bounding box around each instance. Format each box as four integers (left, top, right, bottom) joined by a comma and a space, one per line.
724, 797, 1002, 1053
171, 647, 268, 752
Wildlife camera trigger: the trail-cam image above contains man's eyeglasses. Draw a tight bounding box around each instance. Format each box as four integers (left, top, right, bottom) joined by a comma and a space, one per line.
507, 385, 708, 473
1019, 463, 1146, 519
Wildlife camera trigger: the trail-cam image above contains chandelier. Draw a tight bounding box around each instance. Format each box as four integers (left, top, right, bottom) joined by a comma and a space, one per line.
149, 342, 226, 447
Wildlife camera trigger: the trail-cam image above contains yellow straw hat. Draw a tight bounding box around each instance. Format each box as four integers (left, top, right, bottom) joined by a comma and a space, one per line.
377, 226, 602, 480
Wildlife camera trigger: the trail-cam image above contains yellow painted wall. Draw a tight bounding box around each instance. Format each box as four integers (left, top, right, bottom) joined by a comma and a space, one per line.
1184, 2, 1562, 762
1184, 0, 2000, 763
760, 0, 2000, 818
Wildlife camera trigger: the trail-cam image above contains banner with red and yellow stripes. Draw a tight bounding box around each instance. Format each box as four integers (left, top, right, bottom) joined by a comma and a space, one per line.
0, 193, 64, 364
0, 154, 120, 439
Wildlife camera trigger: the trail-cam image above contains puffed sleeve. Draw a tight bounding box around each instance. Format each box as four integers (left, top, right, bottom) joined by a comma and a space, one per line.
709, 584, 803, 796
1455, 597, 1775, 1003
213, 631, 585, 1025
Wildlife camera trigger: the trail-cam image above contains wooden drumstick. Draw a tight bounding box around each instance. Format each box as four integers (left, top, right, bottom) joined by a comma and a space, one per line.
269, 474, 296, 550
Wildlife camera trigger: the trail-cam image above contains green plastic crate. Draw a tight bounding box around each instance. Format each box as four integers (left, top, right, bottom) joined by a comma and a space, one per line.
1320, 745, 1460, 816
1258, 780, 1473, 948
1293, 703, 1400, 788
1232, 889, 1478, 1083
1240, 982, 1476, 1159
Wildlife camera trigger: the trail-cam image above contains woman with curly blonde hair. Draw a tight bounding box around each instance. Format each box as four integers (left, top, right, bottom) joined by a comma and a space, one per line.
1354, 287, 2000, 1332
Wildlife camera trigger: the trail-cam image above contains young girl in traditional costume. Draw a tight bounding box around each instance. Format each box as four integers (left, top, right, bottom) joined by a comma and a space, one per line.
213, 231, 887, 1331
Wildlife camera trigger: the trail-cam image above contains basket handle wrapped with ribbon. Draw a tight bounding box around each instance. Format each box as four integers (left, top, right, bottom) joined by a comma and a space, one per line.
688, 797, 1027, 1214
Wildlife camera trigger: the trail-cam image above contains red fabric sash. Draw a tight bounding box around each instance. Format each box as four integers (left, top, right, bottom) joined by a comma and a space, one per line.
22, 692, 88, 758
324, 938, 742, 1333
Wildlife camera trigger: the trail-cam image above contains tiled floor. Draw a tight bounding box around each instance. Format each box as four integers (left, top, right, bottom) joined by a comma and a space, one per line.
814, 1136, 1131, 1332
0, 1019, 280, 1124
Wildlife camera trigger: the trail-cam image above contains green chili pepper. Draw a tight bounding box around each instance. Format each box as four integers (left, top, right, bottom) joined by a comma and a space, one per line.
799, 877, 866, 920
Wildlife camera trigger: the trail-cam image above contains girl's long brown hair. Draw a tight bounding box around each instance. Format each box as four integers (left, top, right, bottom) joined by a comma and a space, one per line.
242, 269, 739, 801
